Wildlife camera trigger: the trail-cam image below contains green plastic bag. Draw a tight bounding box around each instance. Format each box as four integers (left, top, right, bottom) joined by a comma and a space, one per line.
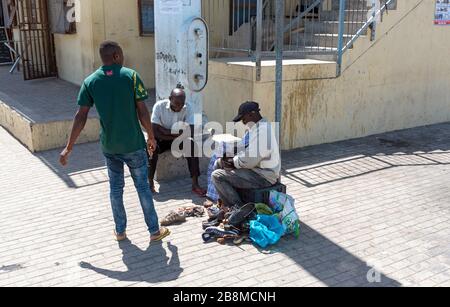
255, 203, 273, 215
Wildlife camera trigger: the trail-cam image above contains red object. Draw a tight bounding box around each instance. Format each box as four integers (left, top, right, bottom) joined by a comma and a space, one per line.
106, 70, 114, 76
192, 188, 207, 197
435, 20, 450, 25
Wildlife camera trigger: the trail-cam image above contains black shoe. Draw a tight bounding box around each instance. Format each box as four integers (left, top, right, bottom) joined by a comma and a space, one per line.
202, 219, 221, 230
228, 203, 256, 227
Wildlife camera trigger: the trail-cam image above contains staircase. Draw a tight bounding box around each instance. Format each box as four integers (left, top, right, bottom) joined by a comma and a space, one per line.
270, 0, 397, 61
282, 0, 370, 58
205, 0, 397, 66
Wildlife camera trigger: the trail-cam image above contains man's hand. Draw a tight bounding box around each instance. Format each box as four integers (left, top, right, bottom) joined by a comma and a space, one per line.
147, 137, 157, 153
221, 158, 235, 171
59, 147, 72, 166
61, 106, 90, 167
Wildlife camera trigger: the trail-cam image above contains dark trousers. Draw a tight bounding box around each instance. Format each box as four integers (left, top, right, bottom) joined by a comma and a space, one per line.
148, 139, 201, 182
211, 168, 272, 207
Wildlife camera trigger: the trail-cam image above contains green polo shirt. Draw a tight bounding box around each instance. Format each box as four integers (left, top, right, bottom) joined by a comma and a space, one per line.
77, 64, 149, 154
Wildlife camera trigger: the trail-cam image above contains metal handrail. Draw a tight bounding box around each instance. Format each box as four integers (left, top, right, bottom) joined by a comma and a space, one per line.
1, 25, 21, 72
336, 0, 395, 76
203, 0, 395, 79
341, 0, 395, 54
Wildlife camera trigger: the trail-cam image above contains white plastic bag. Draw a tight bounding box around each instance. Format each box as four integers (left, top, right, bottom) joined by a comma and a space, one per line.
269, 190, 300, 237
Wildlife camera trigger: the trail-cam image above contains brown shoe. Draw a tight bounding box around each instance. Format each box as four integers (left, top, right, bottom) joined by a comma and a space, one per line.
160, 211, 186, 226
151, 227, 171, 242
115, 231, 127, 242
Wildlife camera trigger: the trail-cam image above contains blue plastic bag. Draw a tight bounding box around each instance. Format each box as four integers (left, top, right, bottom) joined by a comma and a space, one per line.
250, 215, 285, 248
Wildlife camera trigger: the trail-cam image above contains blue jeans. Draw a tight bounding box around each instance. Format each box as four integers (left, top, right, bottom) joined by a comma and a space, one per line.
104, 149, 160, 235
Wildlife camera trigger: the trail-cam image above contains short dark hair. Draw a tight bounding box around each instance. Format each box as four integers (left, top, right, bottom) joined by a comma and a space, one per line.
99, 41, 122, 62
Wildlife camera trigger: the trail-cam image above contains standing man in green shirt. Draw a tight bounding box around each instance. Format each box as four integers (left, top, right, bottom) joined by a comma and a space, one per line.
59, 41, 170, 242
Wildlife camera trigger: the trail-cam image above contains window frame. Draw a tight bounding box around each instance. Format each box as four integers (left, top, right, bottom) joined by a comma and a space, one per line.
138, 0, 154, 37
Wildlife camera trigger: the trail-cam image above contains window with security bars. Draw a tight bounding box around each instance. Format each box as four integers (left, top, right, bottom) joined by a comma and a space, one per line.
138, 0, 154, 36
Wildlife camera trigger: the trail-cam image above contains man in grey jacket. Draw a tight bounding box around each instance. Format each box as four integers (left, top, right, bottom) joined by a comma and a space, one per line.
211, 101, 281, 208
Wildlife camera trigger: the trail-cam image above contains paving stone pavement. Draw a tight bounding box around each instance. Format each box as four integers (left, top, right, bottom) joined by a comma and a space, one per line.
1, 123, 450, 287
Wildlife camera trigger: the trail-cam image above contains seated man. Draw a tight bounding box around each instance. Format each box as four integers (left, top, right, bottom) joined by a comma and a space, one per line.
212, 101, 281, 208
149, 87, 206, 196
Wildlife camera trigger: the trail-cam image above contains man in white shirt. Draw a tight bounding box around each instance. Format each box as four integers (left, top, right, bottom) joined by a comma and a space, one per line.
212, 101, 281, 208
149, 87, 206, 196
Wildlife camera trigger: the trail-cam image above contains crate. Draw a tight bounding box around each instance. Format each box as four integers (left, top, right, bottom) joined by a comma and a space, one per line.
237, 182, 287, 204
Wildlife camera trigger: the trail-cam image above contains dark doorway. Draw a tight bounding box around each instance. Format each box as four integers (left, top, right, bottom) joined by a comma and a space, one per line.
0, 0, 13, 64
16, 0, 56, 80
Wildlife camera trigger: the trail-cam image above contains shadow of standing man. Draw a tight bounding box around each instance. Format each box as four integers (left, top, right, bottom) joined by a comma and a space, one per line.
80, 240, 183, 284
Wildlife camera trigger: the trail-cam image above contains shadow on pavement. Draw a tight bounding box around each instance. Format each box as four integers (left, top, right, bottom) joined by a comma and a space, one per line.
282, 124, 450, 188
263, 222, 401, 287
35, 142, 108, 189
80, 241, 183, 284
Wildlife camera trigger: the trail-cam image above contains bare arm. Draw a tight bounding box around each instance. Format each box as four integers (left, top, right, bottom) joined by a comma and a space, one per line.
136, 100, 157, 152
59, 106, 90, 166
152, 123, 181, 141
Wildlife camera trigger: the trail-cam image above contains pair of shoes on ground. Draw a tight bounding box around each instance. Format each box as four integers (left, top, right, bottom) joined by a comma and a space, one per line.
202, 218, 221, 230
161, 205, 205, 226
203, 199, 216, 208
114, 227, 171, 242
161, 211, 187, 226
202, 226, 240, 243
227, 203, 256, 227
207, 206, 221, 218
181, 205, 204, 218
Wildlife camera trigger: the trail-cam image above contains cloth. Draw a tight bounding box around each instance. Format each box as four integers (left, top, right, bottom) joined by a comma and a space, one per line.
233, 118, 281, 185
151, 99, 187, 130
211, 168, 272, 208
148, 139, 201, 182
103, 149, 160, 235
206, 133, 250, 202
206, 154, 220, 202
78, 64, 148, 154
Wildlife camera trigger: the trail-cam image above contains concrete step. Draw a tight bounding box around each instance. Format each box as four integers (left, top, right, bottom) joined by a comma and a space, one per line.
282, 45, 338, 57
329, 0, 372, 10
287, 33, 366, 48
320, 9, 370, 22
154, 151, 210, 182
305, 20, 367, 35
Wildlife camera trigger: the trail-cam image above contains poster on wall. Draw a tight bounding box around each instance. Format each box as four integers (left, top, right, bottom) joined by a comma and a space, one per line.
159, 0, 182, 15
435, 0, 450, 25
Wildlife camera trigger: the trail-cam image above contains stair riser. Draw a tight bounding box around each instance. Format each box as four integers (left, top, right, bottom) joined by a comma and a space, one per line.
319, 10, 370, 22
304, 21, 367, 35
330, 0, 372, 10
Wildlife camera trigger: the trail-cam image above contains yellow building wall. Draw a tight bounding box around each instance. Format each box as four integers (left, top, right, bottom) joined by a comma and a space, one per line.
54, 0, 155, 87
204, 0, 450, 150
53, 0, 95, 85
